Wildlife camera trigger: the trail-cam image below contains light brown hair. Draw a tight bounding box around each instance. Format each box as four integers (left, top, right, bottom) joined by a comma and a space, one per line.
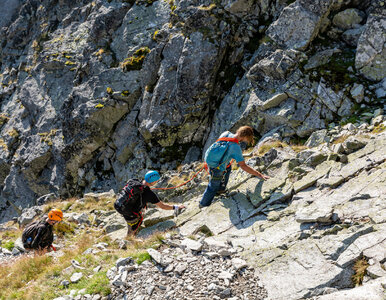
236, 126, 254, 144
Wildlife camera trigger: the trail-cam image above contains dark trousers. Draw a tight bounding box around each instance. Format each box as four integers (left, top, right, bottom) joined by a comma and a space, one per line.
199, 165, 231, 207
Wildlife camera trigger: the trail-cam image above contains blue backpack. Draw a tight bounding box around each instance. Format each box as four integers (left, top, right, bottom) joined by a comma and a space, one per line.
205, 137, 239, 169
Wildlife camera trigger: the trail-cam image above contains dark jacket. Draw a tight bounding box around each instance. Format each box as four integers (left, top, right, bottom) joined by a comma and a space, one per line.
23, 218, 54, 250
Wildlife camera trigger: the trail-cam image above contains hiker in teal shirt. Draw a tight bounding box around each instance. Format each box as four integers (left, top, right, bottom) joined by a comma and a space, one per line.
200, 126, 269, 207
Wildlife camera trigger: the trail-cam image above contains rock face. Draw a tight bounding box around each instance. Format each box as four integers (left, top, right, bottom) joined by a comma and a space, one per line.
0, 0, 384, 227
355, 11, 386, 81
0, 0, 21, 28
267, 0, 335, 50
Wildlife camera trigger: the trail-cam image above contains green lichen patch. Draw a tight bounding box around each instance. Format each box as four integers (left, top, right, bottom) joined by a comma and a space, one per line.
121, 47, 151, 72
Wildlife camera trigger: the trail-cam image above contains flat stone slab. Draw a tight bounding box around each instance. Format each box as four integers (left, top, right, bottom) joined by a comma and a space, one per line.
295, 205, 334, 223
237, 176, 287, 207
347, 138, 386, 162
70, 272, 83, 283
181, 238, 203, 252
315, 277, 386, 300
337, 227, 386, 268
137, 220, 176, 238
143, 208, 174, 227
254, 241, 343, 300
179, 192, 261, 236
294, 161, 340, 193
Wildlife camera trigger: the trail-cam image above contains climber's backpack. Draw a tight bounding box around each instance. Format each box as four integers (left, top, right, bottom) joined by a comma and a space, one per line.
205, 137, 239, 169
114, 179, 145, 214
22, 219, 44, 246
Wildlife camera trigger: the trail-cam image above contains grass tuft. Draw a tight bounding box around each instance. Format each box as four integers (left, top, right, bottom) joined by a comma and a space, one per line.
352, 257, 369, 286
132, 251, 151, 265
372, 123, 385, 134
331, 135, 350, 144
2, 241, 15, 251
53, 221, 76, 238
256, 140, 288, 156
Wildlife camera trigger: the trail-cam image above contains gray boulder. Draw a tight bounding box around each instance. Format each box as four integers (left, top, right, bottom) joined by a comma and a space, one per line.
350, 83, 365, 103
355, 13, 386, 81
138, 31, 222, 147
18, 206, 43, 225
342, 136, 367, 153
304, 48, 341, 70
305, 129, 330, 147
266, 0, 335, 50
332, 8, 364, 30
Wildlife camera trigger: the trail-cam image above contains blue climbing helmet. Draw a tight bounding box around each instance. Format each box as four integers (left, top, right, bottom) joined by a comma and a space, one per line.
144, 170, 160, 183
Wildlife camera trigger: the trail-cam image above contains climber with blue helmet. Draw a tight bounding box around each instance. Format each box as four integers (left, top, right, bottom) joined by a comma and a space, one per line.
114, 170, 186, 236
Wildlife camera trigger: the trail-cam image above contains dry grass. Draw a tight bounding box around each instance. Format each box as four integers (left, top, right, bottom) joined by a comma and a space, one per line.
352, 257, 369, 286
372, 123, 385, 134
0, 228, 21, 241
290, 145, 308, 153
53, 221, 76, 238
0, 223, 166, 299
168, 172, 195, 187
256, 140, 289, 156
331, 135, 350, 145
0, 190, 168, 299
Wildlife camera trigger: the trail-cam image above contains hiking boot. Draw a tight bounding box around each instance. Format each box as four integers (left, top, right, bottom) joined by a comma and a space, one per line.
216, 189, 227, 195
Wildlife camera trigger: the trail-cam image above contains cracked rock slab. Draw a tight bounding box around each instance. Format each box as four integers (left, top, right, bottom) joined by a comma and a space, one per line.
254, 241, 343, 300
315, 277, 386, 300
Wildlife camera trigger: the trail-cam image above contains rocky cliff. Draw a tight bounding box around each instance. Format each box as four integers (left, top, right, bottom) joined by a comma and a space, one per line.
0, 0, 385, 222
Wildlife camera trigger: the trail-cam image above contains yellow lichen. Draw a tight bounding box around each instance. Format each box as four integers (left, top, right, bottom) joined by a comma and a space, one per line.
0, 114, 10, 126
96, 49, 104, 56
7, 128, 19, 138
95, 104, 104, 109
0, 139, 8, 151
121, 47, 151, 72
38, 129, 57, 145
198, 3, 216, 10
153, 30, 160, 41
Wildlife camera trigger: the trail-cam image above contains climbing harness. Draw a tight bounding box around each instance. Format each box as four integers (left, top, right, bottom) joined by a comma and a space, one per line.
127, 211, 144, 235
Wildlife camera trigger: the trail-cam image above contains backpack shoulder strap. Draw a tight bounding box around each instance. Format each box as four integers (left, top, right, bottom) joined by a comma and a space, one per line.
216, 137, 239, 144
